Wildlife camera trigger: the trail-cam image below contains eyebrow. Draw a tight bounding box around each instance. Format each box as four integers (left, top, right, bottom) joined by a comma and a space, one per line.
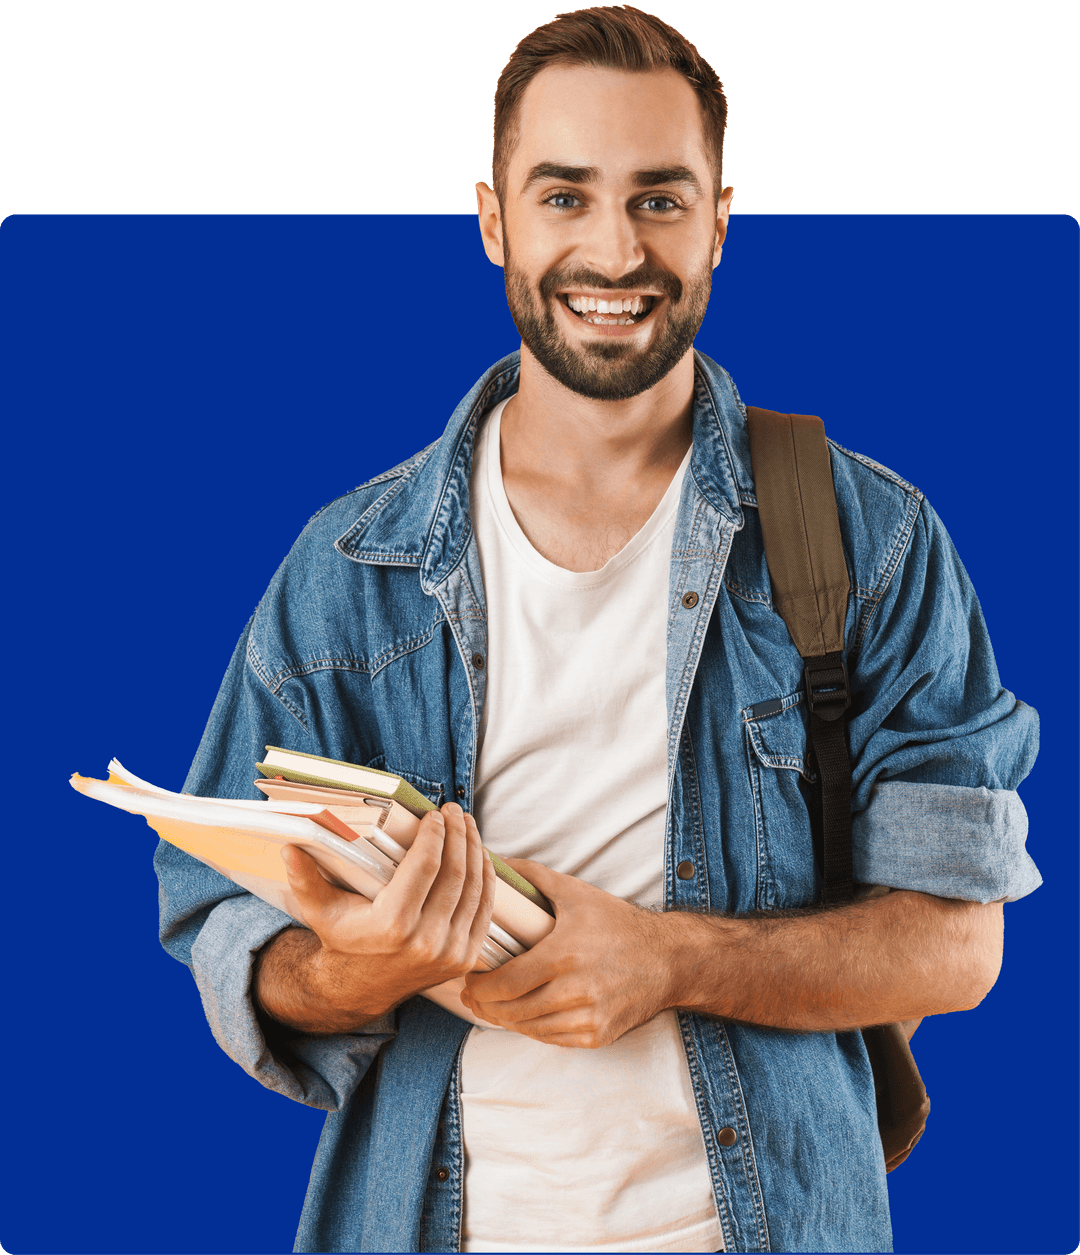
521, 162, 704, 197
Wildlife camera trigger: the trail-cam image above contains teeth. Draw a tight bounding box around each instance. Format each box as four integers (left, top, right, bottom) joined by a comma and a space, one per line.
567, 294, 650, 316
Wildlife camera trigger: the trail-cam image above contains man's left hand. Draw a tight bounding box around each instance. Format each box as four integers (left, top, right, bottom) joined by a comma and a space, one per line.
460, 859, 677, 1048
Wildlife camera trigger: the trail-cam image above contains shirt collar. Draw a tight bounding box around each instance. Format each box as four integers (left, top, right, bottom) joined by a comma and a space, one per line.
336, 349, 747, 592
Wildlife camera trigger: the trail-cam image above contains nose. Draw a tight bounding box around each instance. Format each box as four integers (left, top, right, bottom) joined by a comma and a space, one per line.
578, 199, 646, 282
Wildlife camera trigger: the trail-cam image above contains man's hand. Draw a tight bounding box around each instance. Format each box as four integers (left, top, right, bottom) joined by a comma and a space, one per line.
461, 859, 679, 1049
254, 803, 496, 1034
462, 862, 1005, 1047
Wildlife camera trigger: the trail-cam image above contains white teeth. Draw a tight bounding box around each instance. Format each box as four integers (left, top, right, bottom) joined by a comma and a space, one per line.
566, 294, 651, 319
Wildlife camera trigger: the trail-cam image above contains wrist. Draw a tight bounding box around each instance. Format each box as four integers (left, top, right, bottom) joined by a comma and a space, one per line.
660, 911, 738, 1013
307, 942, 402, 1025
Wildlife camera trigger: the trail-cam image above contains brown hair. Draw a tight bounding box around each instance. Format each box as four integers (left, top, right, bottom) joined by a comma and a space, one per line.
493, 6, 727, 203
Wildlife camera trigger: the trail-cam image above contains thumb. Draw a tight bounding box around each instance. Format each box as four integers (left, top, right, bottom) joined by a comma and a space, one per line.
499, 856, 577, 905
281, 844, 343, 919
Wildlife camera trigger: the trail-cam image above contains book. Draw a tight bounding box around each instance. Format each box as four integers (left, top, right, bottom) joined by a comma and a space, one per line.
256, 747, 435, 815
71, 761, 526, 1028
255, 747, 555, 922
254, 776, 556, 949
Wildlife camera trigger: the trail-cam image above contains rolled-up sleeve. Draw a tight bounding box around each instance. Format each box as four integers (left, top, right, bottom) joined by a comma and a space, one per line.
848, 497, 1041, 903
853, 782, 1041, 902
155, 613, 396, 1110
189, 891, 394, 1110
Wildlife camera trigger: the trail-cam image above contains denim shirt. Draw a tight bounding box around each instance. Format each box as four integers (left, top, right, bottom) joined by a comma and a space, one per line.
156, 351, 1040, 1254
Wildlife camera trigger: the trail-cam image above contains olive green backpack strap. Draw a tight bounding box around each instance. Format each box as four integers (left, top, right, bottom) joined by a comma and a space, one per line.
745, 404, 930, 1173
745, 406, 854, 904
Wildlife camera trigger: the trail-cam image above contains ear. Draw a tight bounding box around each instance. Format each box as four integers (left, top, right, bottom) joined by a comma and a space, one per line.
713, 185, 734, 268
476, 182, 505, 268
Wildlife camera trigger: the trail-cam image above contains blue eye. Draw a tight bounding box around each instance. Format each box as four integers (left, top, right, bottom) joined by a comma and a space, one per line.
548, 193, 581, 209
641, 196, 678, 212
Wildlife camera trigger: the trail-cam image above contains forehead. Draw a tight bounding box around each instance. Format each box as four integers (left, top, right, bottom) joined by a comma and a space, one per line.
510, 63, 710, 191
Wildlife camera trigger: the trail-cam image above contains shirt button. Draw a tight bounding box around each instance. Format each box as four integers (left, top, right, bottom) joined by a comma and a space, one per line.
435, 1166, 450, 1182
717, 1127, 738, 1147
456, 786, 466, 799
472, 652, 485, 669
681, 591, 699, 609
676, 860, 696, 880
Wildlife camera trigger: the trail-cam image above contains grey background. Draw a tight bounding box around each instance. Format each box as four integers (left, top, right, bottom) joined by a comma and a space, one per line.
4, 0, 1073, 217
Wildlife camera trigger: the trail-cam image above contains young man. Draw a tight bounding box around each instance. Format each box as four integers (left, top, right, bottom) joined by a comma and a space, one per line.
157, 8, 1041, 1252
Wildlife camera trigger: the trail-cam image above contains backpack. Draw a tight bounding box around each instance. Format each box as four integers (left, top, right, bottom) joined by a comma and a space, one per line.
745, 406, 931, 1172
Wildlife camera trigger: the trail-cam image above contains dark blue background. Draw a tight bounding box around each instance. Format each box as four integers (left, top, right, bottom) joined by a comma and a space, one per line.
2, 215, 1076, 1255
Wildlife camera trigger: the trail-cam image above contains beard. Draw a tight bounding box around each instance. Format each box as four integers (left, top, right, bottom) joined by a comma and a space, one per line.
503, 245, 713, 402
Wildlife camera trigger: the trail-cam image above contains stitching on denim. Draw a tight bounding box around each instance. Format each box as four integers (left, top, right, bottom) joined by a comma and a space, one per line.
340, 551, 423, 566
829, 439, 919, 493
674, 726, 710, 911
745, 719, 816, 782
724, 576, 770, 606
419, 368, 519, 587
677, 1013, 739, 1251
667, 512, 734, 779
246, 635, 309, 729
368, 628, 443, 678
742, 692, 816, 782
853, 489, 924, 650
745, 727, 771, 910
740, 690, 804, 723
713, 1021, 773, 1252
258, 624, 447, 690
355, 441, 438, 489
265, 656, 370, 688
245, 637, 306, 727
335, 445, 438, 560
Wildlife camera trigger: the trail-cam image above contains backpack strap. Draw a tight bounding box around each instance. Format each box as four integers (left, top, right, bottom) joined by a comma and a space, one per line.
745, 406, 854, 905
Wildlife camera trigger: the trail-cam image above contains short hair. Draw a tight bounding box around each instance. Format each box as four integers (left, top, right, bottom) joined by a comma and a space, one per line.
493, 6, 727, 203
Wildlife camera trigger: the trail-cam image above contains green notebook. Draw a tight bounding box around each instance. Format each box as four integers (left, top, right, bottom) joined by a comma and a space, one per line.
256, 746, 553, 915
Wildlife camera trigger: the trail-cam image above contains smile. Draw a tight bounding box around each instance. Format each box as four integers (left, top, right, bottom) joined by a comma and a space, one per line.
559, 292, 658, 326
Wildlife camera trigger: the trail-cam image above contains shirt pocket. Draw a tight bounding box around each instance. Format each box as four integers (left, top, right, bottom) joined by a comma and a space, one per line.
363, 754, 446, 807
742, 692, 819, 908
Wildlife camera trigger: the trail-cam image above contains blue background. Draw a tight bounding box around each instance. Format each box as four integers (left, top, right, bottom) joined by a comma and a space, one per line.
2, 215, 1076, 1255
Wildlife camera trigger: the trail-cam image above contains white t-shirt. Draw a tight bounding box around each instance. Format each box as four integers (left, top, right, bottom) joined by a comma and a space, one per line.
460, 398, 722, 1254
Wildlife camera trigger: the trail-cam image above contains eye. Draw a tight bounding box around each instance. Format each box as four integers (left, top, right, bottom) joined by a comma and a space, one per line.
638, 195, 681, 213
544, 191, 583, 210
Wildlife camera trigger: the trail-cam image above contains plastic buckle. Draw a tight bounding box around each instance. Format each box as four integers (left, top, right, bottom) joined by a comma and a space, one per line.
804, 654, 851, 722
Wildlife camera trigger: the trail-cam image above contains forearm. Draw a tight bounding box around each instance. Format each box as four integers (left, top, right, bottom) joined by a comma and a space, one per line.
253, 927, 399, 1034
664, 890, 1004, 1032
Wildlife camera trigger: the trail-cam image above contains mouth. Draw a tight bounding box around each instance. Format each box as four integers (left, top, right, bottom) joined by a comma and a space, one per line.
558, 292, 659, 327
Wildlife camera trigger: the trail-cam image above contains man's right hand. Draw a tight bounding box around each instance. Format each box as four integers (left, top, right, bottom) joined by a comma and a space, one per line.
253, 803, 496, 1033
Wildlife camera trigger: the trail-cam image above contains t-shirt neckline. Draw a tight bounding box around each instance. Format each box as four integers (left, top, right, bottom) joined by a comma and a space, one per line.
480, 396, 693, 589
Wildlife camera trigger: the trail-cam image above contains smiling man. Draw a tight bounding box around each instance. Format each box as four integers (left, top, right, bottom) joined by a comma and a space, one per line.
156, 7, 1041, 1253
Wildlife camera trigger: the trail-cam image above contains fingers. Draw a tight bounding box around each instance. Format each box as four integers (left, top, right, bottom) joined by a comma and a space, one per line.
377, 807, 449, 930
282, 845, 349, 924
451, 811, 493, 937
466, 838, 497, 960
420, 804, 471, 917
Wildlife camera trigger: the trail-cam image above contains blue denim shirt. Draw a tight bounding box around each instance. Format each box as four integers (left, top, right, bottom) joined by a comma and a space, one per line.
156, 351, 1040, 1254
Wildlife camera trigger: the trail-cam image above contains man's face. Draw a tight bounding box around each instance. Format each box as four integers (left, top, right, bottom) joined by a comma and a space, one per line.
479, 64, 731, 402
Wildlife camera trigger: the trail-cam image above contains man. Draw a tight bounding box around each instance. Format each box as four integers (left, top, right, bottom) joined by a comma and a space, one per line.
157, 7, 1041, 1252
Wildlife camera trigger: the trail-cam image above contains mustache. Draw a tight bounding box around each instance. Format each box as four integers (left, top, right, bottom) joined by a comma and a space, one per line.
539, 264, 683, 304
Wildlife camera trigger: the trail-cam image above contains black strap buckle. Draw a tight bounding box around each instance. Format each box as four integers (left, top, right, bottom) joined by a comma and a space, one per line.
804, 653, 851, 722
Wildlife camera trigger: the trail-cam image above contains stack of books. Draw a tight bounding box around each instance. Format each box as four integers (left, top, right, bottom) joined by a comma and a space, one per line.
70, 747, 557, 1026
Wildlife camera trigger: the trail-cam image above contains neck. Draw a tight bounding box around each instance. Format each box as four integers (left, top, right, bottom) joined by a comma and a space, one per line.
501, 344, 695, 488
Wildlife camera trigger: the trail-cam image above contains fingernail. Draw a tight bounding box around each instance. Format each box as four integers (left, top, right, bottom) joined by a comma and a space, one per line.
431, 810, 445, 825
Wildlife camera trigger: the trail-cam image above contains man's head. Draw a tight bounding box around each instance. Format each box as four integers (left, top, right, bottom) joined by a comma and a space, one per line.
477, 6, 733, 402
